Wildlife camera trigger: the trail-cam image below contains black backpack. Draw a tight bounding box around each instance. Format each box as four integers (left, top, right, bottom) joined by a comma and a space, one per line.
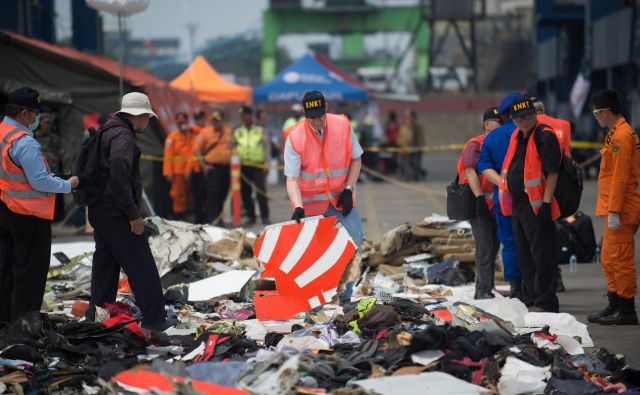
71, 125, 112, 207
533, 124, 583, 219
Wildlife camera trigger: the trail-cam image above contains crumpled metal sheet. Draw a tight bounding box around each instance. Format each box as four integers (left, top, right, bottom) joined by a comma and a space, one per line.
146, 217, 218, 277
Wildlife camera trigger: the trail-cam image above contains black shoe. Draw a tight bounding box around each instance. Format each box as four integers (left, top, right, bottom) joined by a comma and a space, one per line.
598, 297, 639, 326
85, 303, 96, 322
509, 279, 523, 301
474, 291, 495, 300
556, 274, 566, 293
587, 292, 618, 323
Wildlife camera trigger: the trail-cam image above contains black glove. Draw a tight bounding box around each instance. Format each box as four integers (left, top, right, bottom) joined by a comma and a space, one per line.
475, 196, 490, 217
291, 207, 305, 223
336, 188, 353, 216
538, 202, 553, 228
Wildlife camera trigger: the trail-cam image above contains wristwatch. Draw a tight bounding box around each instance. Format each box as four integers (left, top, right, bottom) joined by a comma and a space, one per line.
345, 185, 354, 192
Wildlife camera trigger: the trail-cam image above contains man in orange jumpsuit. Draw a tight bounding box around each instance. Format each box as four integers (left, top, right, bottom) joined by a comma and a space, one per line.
588, 89, 640, 326
163, 112, 193, 220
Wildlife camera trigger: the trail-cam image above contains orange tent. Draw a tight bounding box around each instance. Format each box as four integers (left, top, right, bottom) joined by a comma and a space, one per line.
170, 55, 252, 103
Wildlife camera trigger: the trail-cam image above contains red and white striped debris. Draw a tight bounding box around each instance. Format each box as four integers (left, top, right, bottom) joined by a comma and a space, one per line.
253, 216, 357, 320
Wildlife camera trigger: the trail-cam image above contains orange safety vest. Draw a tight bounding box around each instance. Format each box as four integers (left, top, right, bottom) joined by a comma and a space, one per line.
456, 134, 495, 212
499, 124, 561, 220
288, 113, 355, 216
0, 122, 55, 220
537, 113, 571, 157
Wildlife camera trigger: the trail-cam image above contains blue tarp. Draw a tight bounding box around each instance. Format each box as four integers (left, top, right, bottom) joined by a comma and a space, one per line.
253, 54, 368, 103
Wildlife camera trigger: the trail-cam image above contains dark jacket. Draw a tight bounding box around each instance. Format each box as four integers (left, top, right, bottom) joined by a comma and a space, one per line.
89, 114, 142, 221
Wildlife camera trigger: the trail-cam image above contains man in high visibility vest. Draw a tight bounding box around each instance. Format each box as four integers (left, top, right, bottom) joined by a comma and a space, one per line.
588, 89, 640, 325
234, 105, 270, 225
498, 96, 562, 313
458, 106, 503, 299
163, 112, 193, 220
0, 87, 79, 322
284, 91, 364, 249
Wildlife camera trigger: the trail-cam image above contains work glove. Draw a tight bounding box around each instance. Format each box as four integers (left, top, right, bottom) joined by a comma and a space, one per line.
538, 202, 553, 228
336, 188, 354, 216
291, 207, 305, 223
608, 212, 621, 231
475, 196, 490, 218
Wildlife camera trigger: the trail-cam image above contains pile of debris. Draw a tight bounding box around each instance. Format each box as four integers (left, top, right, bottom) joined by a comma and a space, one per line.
0, 216, 637, 394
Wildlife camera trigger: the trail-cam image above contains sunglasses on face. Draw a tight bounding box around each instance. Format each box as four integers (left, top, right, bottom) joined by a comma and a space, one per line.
593, 108, 609, 118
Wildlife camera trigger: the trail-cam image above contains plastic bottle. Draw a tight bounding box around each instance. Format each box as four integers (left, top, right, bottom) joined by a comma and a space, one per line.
569, 254, 578, 273
595, 246, 601, 264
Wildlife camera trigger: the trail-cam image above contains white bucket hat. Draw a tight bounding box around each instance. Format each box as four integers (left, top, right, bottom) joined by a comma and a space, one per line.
118, 92, 158, 118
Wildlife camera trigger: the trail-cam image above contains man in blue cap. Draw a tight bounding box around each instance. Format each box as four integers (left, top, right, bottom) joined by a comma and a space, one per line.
477, 92, 523, 299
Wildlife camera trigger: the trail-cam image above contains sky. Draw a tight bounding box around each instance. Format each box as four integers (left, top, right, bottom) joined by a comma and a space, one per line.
55, 0, 268, 53
54, 0, 415, 66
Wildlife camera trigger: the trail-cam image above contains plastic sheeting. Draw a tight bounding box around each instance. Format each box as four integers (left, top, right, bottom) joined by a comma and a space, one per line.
354, 371, 490, 395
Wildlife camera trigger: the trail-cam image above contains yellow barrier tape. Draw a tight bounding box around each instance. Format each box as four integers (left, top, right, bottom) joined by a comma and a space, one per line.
141, 141, 602, 164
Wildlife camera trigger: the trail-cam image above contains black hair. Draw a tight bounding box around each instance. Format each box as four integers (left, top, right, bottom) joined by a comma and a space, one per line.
388, 111, 397, 122
256, 109, 264, 118
592, 89, 621, 115
175, 111, 188, 121
4, 103, 25, 117
194, 111, 205, 119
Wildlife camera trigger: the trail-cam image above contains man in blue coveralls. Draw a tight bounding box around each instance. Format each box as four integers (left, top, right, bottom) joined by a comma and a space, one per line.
477, 92, 523, 299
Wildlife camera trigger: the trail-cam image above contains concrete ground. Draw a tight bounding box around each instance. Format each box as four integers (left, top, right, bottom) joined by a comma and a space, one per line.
54, 152, 639, 367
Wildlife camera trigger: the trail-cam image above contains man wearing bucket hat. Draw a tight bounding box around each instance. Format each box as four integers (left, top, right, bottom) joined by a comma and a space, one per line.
86, 92, 170, 331
0, 87, 79, 322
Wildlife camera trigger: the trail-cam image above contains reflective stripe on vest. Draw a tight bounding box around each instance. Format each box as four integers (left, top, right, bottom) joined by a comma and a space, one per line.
300, 168, 349, 180
302, 191, 341, 203
0, 122, 55, 220
0, 128, 29, 181
498, 125, 561, 220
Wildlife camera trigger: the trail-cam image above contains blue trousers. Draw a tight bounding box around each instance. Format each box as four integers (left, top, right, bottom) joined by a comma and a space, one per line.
323, 205, 363, 302
323, 205, 364, 250
494, 202, 522, 281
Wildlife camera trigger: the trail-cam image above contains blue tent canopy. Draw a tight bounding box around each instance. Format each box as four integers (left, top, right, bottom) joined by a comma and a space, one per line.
253, 54, 368, 103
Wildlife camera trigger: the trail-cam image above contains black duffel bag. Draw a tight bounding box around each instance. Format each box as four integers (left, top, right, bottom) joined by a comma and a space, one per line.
447, 175, 476, 220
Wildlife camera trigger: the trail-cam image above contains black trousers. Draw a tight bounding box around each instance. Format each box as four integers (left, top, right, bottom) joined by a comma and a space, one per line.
470, 213, 500, 295
0, 200, 51, 322
190, 171, 207, 224
511, 198, 559, 312
240, 165, 269, 221
88, 213, 166, 325
205, 165, 230, 224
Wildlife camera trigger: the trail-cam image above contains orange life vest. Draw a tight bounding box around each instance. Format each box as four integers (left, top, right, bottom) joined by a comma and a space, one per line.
537, 113, 571, 156
499, 124, 561, 220
0, 122, 55, 220
456, 134, 495, 212
288, 113, 355, 216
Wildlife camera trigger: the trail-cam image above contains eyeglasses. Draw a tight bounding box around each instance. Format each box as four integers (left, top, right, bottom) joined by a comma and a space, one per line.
593, 108, 609, 118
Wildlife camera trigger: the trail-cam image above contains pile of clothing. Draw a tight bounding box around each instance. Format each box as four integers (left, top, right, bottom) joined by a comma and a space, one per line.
9, 216, 633, 394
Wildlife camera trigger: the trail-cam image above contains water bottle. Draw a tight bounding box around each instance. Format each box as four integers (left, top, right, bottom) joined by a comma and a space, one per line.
595, 246, 601, 264
569, 254, 578, 273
